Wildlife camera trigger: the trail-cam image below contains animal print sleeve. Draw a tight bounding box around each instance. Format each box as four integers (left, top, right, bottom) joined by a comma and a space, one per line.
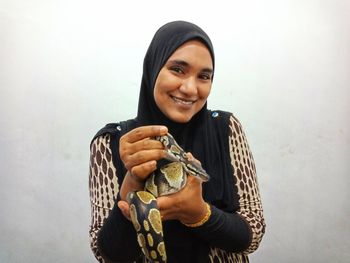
89, 134, 120, 262
229, 115, 266, 253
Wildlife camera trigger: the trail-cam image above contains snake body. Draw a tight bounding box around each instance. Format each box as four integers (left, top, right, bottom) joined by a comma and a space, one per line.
126, 133, 210, 263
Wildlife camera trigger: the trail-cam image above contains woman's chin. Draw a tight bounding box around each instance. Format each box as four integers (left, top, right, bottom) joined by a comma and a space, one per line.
165, 112, 193, 123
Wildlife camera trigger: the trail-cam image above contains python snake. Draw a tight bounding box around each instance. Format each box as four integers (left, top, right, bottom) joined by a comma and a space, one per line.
126, 133, 210, 263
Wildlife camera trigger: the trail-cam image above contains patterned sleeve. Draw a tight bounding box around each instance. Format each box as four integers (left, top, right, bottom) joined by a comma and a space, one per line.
89, 134, 120, 262
229, 115, 266, 253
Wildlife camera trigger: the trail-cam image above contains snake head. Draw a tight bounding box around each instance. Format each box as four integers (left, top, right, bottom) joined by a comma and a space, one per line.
184, 161, 210, 182
155, 133, 210, 182
155, 134, 181, 162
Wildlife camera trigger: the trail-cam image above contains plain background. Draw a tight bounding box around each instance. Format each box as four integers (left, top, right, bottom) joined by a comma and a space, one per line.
1, 0, 349, 262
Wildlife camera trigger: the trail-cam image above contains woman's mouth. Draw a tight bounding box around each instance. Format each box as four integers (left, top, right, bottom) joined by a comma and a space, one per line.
170, 95, 196, 105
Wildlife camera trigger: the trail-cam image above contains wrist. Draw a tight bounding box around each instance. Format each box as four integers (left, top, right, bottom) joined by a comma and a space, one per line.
182, 202, 211, 228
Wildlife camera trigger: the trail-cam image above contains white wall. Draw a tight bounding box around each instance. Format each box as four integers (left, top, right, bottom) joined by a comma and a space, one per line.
1, 0, 349, 262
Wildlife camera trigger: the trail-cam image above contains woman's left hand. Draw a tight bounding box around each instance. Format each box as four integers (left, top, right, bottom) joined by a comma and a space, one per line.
118, 175, 207, 224
156, 175, 208, 225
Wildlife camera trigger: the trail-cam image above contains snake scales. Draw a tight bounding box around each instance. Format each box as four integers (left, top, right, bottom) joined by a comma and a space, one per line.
126, 133, 210, 263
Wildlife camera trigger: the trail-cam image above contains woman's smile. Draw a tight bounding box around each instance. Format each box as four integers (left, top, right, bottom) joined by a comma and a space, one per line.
170, 95, 197, 106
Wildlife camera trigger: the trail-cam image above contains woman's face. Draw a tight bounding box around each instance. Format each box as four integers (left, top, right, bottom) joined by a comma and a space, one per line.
154, 40, 213, 123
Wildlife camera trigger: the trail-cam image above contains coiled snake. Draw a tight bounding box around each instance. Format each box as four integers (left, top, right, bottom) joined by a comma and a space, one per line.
126, 133, 210, 263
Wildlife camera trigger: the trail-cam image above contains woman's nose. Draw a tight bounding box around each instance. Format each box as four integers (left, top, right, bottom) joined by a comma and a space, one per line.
179, 76, 198, 96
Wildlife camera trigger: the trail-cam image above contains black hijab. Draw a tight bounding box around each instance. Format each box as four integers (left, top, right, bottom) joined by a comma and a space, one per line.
135, 21, 236, 212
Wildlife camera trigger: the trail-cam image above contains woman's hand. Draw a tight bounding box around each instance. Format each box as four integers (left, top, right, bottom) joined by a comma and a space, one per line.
157, 152, 208, 225
118, 175, 207, 223
117, 200, 131, 220
119, 125, 168, 200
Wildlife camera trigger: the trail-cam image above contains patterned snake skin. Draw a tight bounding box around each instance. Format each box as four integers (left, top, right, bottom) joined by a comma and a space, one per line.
127, 133, 210, 263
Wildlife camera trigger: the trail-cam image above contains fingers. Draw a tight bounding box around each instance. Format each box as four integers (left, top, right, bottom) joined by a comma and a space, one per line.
119, 126, 169, 178
118, 201, 131, 220
125, 149, 166, 171
156, 175, 204, 222
123, 138, 165, 155
157, 195, 179, 221
129, 160, 157, 180
186, 152, 201, 165
120, 126, 168, 144
156, 195, 171, 211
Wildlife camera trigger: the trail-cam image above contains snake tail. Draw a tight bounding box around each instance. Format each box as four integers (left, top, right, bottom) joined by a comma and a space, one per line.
127, 191, 167, 263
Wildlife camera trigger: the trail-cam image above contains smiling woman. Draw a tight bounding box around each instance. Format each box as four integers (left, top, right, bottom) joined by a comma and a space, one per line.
89, 21, 265, 263
154, 40, 213, 123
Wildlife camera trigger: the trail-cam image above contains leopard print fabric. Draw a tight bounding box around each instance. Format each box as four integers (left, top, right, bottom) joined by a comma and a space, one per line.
228, 115, 265, 254
207, 115, 266, 262
89, 115, 265, 262
89, 135, 120, 263
209, 247, 248, 263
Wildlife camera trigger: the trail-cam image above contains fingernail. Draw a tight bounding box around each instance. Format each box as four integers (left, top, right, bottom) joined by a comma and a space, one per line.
160, 126, 167, 133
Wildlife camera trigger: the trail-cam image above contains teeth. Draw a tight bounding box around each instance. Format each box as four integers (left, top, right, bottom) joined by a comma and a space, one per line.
172, 96, 194, 105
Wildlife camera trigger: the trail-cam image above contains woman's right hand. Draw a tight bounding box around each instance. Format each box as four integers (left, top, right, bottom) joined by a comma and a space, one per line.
119, 125, 168, 201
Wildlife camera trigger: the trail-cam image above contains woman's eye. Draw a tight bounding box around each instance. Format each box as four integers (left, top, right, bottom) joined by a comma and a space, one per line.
199, 73, 211, 80
170, 66, 184, 74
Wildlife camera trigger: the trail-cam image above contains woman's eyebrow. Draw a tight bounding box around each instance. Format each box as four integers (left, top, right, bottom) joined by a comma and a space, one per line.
168, 59, 190, 67
202, 68, 214, 74
168, 59, 213, 73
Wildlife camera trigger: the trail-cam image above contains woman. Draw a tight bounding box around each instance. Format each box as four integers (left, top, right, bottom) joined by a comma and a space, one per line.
89, 21, 265, 263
